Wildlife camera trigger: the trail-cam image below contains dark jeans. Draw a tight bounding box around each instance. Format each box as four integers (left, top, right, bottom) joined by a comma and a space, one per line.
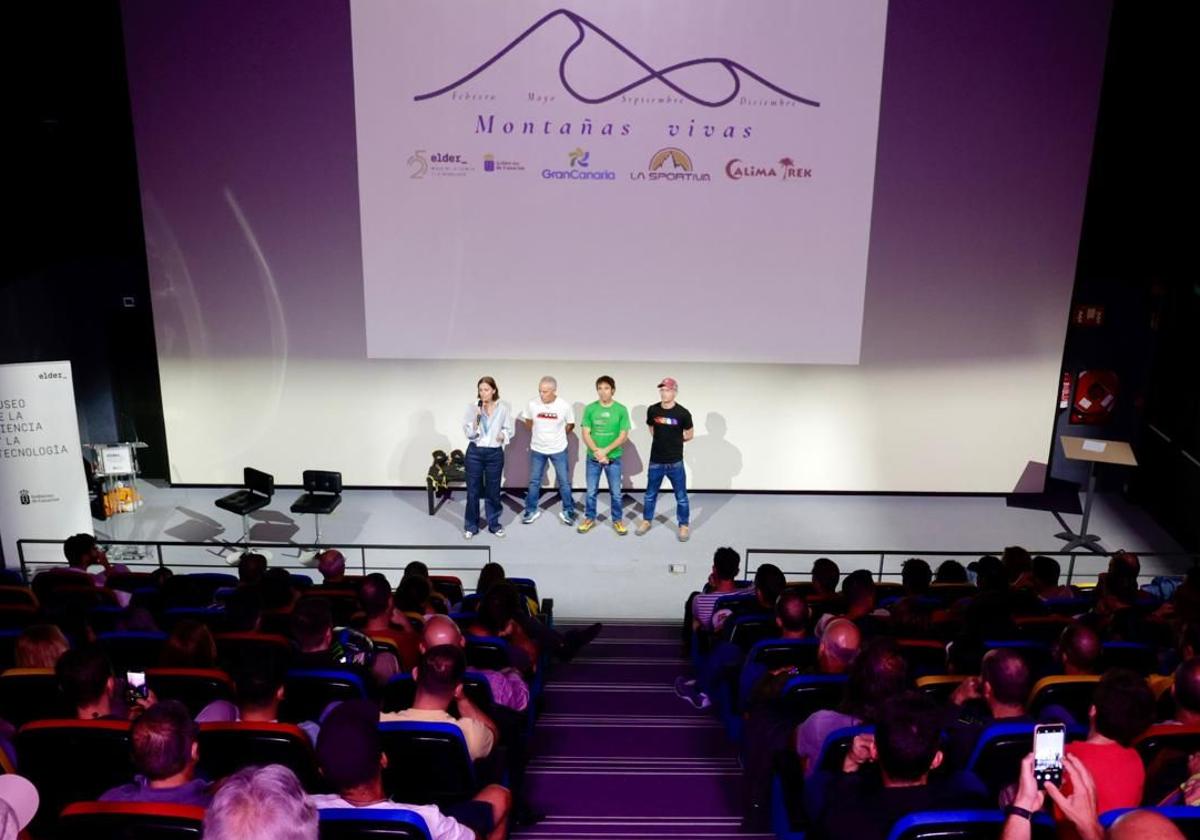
465, 443, 504, 533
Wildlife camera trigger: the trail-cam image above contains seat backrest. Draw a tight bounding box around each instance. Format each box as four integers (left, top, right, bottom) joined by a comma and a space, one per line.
896, 639, 947, 677
1101, 641, 1158, 675
58, 801, 206, 840
817, 724, 873, 774
16, 719, 135, 834
1097, 806, 1200, 834
379, 721, 475, 806
429, 576, 464, 606
214, 632, 293, 672
748, 638, 819, 671
319, 808, 434, 840
886, 809, 1056, 840
464, 635, 512, 671
147, 668, 236, 717
1028, 675, 1101, 723
915, 675, 968, 704
0, 603, 38, 628
303, 470, 343, 494
382, 672, 494, 716
0, 628, 21, 671
728, 613, 777, 650
0, 667, 69, 725
0, 585, 37, 608
1134, 724, 1200, 767
245, 467, 275, 497
99, 630, 168, 671
282, 668, 368, 723
198, 722, 322, 791
780, 674, 848, 722
928, 584, 978, 605
966, 722, 1036, 795
1014, 615, 1072, 644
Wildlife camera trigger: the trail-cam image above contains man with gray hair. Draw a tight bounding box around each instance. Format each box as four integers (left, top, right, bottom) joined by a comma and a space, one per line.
518, 376, 577, 526
201, 764, 317, 840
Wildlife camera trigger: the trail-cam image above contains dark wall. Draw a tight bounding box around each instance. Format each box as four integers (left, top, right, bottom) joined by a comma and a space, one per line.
3, 1, 167, 475
1051, 4, 1193, 547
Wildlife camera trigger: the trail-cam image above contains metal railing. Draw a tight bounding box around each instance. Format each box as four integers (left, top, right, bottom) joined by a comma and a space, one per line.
744, 548, 1200, 586
15, 538, 490, 583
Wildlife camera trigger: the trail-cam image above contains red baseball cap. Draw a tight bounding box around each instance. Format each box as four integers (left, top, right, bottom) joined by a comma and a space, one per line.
657, 377, 679, 390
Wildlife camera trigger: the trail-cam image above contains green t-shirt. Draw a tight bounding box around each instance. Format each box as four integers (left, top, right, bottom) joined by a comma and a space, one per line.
581, 400, 631, 460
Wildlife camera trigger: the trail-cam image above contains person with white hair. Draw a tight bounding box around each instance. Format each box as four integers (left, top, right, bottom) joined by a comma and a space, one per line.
201, 764, 317, 840
518, 376, 577, 526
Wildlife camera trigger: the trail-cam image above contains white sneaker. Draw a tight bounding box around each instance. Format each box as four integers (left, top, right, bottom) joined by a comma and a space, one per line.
559, 510, 577, 526
463, 530, 476, 540
522, 510, 541, 524
490, 527, 506, 538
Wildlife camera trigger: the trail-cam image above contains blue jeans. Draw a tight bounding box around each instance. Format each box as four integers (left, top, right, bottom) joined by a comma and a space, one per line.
523, 448, 574, 516
642, 460, 689, 526
584, 457, 623, 521
464, 444, 504, 533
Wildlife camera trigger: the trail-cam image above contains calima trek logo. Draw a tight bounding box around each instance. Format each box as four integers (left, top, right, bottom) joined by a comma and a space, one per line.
725, 157, 813, 181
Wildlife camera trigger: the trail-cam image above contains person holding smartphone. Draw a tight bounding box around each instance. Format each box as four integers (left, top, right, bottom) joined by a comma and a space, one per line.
462, 376, 514, 539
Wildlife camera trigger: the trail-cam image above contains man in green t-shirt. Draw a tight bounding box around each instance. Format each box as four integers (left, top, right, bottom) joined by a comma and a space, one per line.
578, 375, 632, 535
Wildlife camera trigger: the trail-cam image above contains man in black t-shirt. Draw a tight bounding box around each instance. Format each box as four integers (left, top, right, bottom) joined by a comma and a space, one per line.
636, 377, 694, 541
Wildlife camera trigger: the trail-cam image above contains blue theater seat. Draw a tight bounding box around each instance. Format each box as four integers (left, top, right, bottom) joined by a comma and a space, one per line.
319, 808, 433, 840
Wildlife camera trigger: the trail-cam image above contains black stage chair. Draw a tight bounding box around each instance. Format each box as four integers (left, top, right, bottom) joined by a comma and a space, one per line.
290, 470, 343, 546
58, 802, 205, 840
215, 467, 275, 546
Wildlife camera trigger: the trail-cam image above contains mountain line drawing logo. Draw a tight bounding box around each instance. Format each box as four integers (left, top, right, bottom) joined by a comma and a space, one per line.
414, 8, 820, 110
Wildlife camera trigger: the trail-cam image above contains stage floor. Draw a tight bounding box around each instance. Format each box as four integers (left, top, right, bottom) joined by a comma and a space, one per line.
72, 481, 1187, 619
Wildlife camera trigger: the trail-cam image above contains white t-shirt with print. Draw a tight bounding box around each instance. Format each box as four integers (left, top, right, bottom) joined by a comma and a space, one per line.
519, 396, 575, 454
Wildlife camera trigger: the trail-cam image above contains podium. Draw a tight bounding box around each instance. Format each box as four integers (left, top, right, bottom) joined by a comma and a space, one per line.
1055, 436, 1137, 553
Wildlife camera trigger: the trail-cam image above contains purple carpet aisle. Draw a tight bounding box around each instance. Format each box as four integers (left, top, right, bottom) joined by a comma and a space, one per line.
515, 622, 773, 839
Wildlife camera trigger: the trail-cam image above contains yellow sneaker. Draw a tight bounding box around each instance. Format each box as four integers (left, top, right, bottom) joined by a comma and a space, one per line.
613, 520, 628, 536
577, 518, 596, 533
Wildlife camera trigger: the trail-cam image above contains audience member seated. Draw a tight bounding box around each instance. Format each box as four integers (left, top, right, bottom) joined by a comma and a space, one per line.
14, 624, 70, 669
1002, 545, 1034, 588
0, 774, 38, 838
465, 584, 539, 673
889, 558, 935, 636
422, 616, 529, 714
222, 587, 264, 633
397, 575, 441, 621
197, 657, 320, 744
402, 561, 451, 613
712, 563, 786, 634
1030, 555, 1076, 601
795, 638, 909, 776
1060, 668, 1154, 820
201, 764, 317, 840
380, 645, 496, 763
732, 587, 810, 706
99, 700, 212, 806
290, 597, 395, 686
359, 573, 419, 670
312, 699, 511, 840
934, 559, 969, 584
807, 692, 988, 840
51, 533, 131, 606
811, 557, 841, 598
1146, 656, 1200, 804
315, 550, 347, 588
262, 567, 300, 611
56, 643, 150, 720
688, 547, 746, 635
815, 570, 889, 637
942, 647, 1034, 771
476, 561, 600, 663
161, 619, 218, 669
1038, 624, 1104, 725
237, 552, 267, 587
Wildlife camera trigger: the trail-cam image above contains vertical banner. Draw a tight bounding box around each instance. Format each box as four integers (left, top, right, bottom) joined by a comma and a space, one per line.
0, 361, 94, 571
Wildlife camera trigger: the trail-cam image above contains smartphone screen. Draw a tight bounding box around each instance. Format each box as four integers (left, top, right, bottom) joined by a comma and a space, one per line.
1033, 724, 1065, 788
126, 670, 148, 702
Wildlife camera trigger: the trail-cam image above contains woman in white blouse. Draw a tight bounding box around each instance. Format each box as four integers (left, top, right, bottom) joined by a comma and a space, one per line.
462, 376, 515, 539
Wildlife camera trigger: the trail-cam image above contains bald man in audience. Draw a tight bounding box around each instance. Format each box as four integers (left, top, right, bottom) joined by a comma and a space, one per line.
944, 648, 1034, 771
817, 619, 862, 675
420, 616, 529, 713
1108, 810, 1185, 840
1056, 624, 1102, 675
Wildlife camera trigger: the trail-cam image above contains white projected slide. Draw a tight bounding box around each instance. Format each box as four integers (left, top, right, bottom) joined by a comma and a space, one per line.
351, 0, 888, 364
